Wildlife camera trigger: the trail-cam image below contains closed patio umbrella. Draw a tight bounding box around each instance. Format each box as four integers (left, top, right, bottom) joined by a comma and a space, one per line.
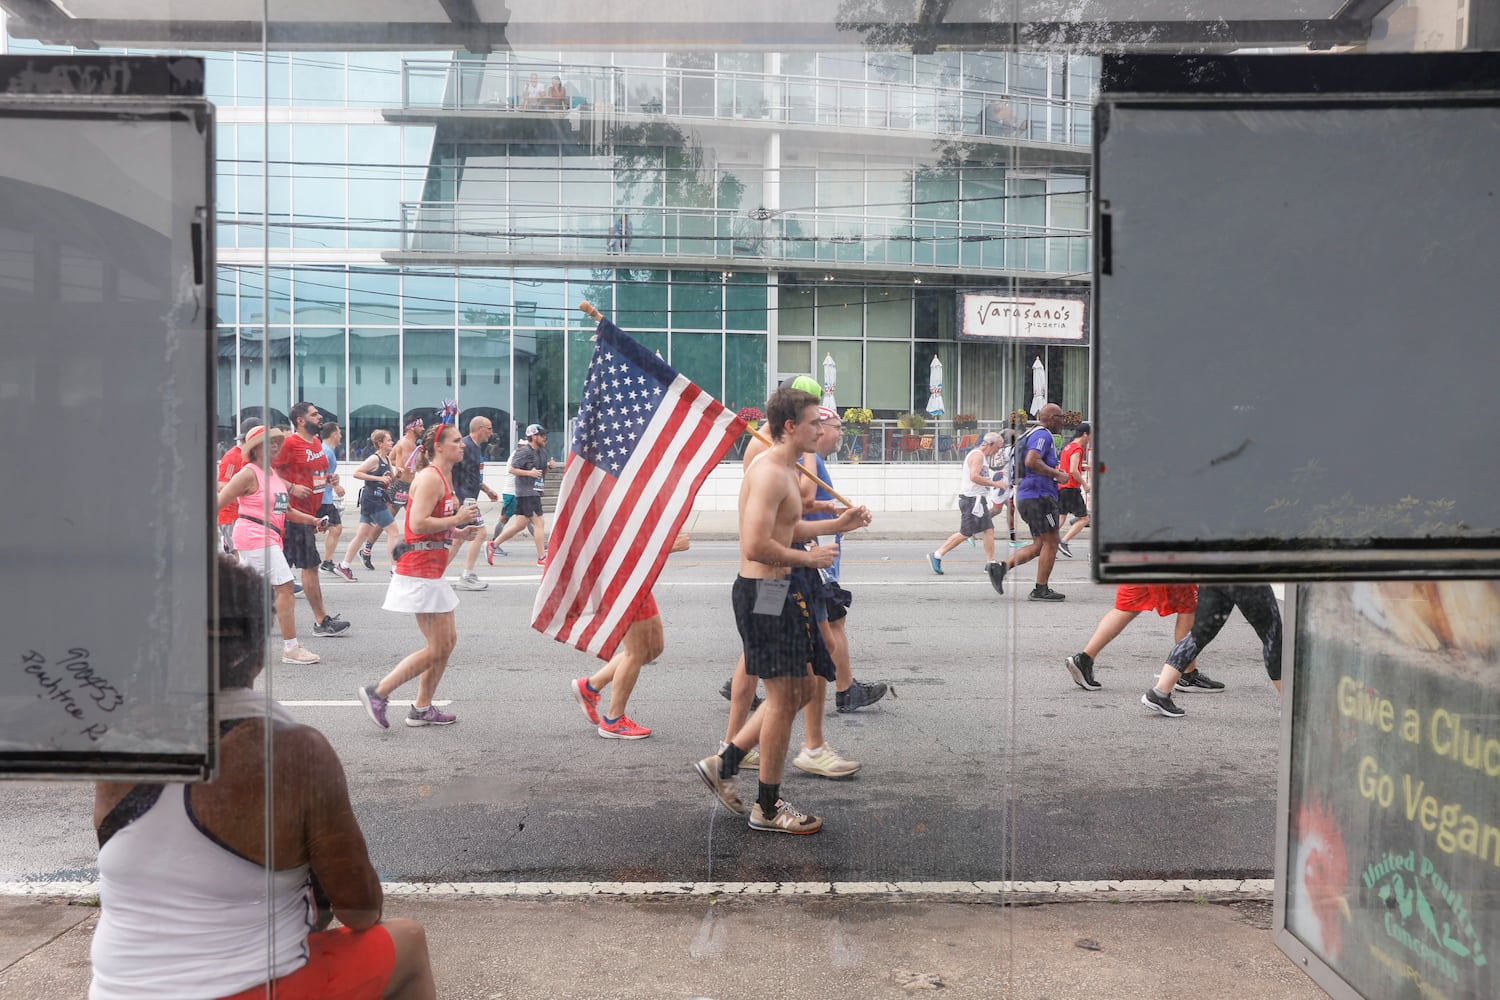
1028, 355, 1047, 415
926, 353, 945, 417
822, 352, 837, 409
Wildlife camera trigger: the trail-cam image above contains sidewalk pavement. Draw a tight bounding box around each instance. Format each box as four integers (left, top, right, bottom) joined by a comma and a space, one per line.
0, 891, 1328, 999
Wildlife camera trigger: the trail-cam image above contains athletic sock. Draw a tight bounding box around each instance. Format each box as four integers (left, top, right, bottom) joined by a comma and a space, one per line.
283, 638, 298, 651
757, 782, 780, 818
1153, 687, 1171, 698
720, 742, 747, 776
602, 715, 620, 725
584, 679, 600, 693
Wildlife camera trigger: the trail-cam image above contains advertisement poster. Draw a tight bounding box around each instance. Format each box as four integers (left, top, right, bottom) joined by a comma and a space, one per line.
959, 293, 1086, 342
1282, 582, 1500, 1000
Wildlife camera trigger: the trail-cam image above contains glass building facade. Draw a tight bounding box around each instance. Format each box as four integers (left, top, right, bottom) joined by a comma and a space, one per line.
180, 48, 1096, 456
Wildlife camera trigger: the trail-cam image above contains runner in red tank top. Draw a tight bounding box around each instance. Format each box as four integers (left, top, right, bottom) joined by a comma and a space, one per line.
356, 424, 481, 731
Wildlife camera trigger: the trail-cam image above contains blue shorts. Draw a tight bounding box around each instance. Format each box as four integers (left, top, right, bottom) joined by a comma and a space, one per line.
359, 506, 395, 529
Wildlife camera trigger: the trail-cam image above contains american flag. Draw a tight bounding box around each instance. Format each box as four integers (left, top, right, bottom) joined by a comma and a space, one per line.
530, 318, 746, 658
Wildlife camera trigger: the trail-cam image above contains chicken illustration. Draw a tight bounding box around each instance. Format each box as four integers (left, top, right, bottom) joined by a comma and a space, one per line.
1290, 798, 1352, 961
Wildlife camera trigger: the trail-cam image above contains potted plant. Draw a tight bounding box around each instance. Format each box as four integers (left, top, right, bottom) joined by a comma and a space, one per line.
737, 406, 764, 435
952, 413, 979, 431
841, 407, 873, 462
1061, 409, 1085, 429
897, 412, 927, 434
1008, 408, 1031, 429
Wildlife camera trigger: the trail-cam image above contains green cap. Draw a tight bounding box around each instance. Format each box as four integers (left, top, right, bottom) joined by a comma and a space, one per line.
781, 374, 822, 396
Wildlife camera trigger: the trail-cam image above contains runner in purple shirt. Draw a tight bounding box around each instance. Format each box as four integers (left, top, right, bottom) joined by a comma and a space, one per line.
987, 403, 1070, 602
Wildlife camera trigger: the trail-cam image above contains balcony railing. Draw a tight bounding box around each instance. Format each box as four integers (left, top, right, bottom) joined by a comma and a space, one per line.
399, 59, 1093, 147
398, 202, 1090, 275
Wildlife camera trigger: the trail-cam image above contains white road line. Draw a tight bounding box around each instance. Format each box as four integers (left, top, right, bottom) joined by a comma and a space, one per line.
279, 700, 453, 708
0, 878, 1274, 899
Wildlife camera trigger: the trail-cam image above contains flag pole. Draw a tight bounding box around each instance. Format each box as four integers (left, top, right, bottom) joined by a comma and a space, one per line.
579, 301, 857, 509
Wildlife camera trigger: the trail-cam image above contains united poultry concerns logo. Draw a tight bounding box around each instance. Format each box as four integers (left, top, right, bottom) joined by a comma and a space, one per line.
1363, 849, 1486, 990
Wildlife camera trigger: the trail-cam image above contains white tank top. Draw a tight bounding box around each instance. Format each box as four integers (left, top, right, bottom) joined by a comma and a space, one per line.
89, 784, 314, 999
957, 448, 990, 498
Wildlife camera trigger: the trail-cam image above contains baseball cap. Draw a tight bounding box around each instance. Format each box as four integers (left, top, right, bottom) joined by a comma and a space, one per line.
817, 406, 839, 423
1072, 421, 1092, 438
779, 374, 822, 397
238, 416, 262, 440
525, 423, 546, 437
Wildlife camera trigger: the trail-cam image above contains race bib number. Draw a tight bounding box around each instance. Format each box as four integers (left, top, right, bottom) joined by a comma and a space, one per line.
273, 492, 290, 515
753, 578, 791, 616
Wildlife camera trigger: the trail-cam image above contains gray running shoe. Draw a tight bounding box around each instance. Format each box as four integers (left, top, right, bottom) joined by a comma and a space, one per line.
836, 679, 889, 713
313, 614, 352, 636
1176, 670, 1226, 693
986, 562, 1007, 595
455, 572, 488, 591
1057, 540, 1073, 558
693, 753, 748, 815
1028, 585, 1065, 602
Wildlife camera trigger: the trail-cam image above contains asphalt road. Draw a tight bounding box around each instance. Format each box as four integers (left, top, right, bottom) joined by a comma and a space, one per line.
2, 538, 1283, 886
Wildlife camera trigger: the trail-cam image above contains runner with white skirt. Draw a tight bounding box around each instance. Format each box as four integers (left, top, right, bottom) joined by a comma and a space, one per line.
357, 423, 481, 730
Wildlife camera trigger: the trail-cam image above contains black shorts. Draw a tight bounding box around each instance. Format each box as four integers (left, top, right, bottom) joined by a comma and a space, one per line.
824, 583, 852, 624
731, 572, 836, 682
282, 521, 320, 568
316, 502, 343, 527
1018, 496, 1062, 537
512, 495, 543, 518
1058, 488, 1088, 518
957, 494, 994, 537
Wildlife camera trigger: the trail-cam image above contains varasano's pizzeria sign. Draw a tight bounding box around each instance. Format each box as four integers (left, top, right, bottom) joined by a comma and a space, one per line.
960, 294, 1086, 341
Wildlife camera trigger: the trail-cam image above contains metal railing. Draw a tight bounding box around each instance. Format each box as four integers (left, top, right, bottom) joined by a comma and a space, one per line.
399, 59, 1093, 147
722, 419, 1053, 464
398, 202, 1090, 275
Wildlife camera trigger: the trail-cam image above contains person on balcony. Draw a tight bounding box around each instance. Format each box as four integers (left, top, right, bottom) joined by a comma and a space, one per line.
520, 73, 543, 109
544, 75, 568, 109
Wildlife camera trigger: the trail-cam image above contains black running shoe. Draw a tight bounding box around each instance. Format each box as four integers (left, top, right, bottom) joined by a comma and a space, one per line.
319, 560, 337, 575
836, 678, 890, 713
312, 614, 352, 636
1176, 670, 1226, 693
1057, 540, 1073, 558
1029, 585, 1066, 602
985, 561, 1007, 596
1141, 689, 1185, 718
718, 676, 763, 711
1065, 653, 1101, 691
361, 550, 375, 571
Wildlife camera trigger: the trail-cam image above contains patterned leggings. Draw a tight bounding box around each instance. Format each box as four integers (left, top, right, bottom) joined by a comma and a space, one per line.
1165, 584, 1283, 681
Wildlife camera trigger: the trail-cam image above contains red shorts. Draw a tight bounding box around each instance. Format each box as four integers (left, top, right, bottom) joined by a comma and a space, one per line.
218, 925, 395, 1000
1114, 584, 1198, 617
629, 590, 659, 623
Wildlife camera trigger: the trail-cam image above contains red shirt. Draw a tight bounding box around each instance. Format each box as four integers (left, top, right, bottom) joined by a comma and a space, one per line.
216, 446, 246, 526
397, 467, 456, 580
272, 432, 329, 516
1059, 440, 1086, 490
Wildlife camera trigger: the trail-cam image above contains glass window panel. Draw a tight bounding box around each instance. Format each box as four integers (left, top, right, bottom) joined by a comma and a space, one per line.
816, 339, 863, 407
959, 340, 1006, 420
292, 125, 346, 249
347, 125, 403, 249
914, 287, 958, 340
779, 284, 814, 337
567, 325, 596, 419
777, 339, 812, 376
512, 268, 567, 328
239, 327, 291, 425
348, 52, 403, 108
457, 328, 513, 452
867, 286, 911, 338
347, 327, 401, 456
204, 52, 235, 103
403, 271, 456, 326
725, 273, 767, 331
671, 331, 723, 399
866, 339, 912, 410
348, 268, 401, 325
403, 328, 455, 396
215, 270, 237, 327
515, 328, 565, 433
292, 268, 346, 325
816, 285, 861, 338
458, 269, 513, 326
291, 53, 346, 107
724, 333, 767, 415
570, 270, 615, 329
216, 328, 237, 446
670, 271, 721, 330
237, 267, 292, 325
292, 328, 346, 429
614, 268, 668, 328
